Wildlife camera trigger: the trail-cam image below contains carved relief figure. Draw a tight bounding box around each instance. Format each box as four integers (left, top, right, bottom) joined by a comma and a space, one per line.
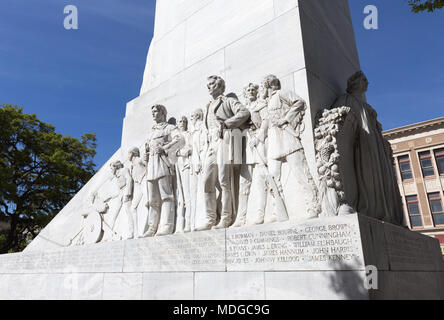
70, 191, 106, 246
196, 76, 250, 231
175, 116, 192, 233
108, 160, 135, 239
126, 147, 147, 238
331, 71, 404, 225
142, 105, 183, 237
233, 83, 270, 227
189, 108, 208, 232
261, 75, 320, 219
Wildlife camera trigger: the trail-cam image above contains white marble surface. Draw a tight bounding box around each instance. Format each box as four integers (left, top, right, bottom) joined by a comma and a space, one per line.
143, 272, 194, 300
70, 273, 104, 300
103, 273, 143, 300
194, 272, 265, 300
265, 271, 368, 300
1, 214, 443, 299
123, 230, 226, 272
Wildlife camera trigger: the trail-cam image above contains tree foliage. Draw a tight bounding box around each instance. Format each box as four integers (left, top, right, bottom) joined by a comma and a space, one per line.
408, 0, 444, 12
0, 105, 96, 253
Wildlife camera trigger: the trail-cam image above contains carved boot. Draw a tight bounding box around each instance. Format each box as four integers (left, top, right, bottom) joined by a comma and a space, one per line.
142, 228, 157, 238
156, 224, 174, 236
142, 204, 160, 237
156, 200, 175, 236
195, 193, 217, 231
183, 220, 191, 233
232, 194, 248, 228
212, 190, 233, 229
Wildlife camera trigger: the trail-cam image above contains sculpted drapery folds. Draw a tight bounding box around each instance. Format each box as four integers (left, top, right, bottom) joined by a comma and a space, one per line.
175, 116, 192, 233
189, 108, 208, 232
328, 71, 404, 225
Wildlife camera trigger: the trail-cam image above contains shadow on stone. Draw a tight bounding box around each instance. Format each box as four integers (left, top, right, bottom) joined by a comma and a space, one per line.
327, 260, 368, 300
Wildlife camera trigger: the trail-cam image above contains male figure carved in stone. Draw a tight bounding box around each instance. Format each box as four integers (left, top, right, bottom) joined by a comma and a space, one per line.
175, 116, 192, 233
142, 105, 183, 237
189, 108, 208, 232
196, 76, 250, 231
233, 83, 270, 227
261, 74, 319, 219
126, 147, 147, 238
108, 160, 135, 239
331, 71, 404, 225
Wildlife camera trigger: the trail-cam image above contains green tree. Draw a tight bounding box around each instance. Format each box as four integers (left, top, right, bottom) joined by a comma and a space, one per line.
0, 105, 96, 253
408, 0, 444, 12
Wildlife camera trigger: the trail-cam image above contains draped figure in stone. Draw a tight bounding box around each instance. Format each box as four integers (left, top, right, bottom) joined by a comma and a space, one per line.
175, 116, 192, 233
126, 147, 147, 238
233, 83, 271, 227
103, 160, 134, 239
331, 71, 404, 225
142, 104, 183, 237
195, 76, 250, 231
189, 108, 208, 232
261, 75, 320, 219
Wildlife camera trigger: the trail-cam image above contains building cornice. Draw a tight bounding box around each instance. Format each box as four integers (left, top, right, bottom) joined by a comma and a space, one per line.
383, 117, 444, 140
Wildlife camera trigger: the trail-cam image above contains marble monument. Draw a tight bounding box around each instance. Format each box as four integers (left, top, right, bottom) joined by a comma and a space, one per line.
1, 0, 443, 300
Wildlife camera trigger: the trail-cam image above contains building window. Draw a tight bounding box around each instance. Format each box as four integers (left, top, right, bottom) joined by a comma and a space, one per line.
398, 155, 413, 180
435, 148, 444, 175
419, 151, 435, 177
406, 195, 423, 227
428, 193, 444, 226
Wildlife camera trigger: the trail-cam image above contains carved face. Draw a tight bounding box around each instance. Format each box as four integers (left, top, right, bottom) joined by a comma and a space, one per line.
207, 78, 223, 98
191, 112, 201, 126
245, 86, 258, 102
152, 107, 165, 123
128, 149, 139, 161
178, 117, 188, 131
110, 164, 119, 176
360, 75, 369, 92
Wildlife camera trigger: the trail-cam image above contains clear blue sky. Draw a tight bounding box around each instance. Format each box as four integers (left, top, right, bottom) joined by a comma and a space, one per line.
1, 0, 443, 169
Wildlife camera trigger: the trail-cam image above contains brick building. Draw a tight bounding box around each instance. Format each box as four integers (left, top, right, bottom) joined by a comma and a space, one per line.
383, 117, 444, 257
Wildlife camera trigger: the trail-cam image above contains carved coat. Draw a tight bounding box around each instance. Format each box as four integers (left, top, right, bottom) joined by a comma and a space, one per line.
204, 95, 250, 165
146, 122, 182, 181
191, 121, 208, 174
245, 99, 268, 165
267, 90, 305, 160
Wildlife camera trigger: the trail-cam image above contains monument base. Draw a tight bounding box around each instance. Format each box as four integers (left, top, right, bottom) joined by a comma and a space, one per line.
0, 214, 443, 300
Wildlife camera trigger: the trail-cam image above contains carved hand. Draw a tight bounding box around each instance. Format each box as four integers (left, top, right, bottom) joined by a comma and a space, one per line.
249, 136, 260, 149
195, 163, 202, 174
155, 146, 166, 155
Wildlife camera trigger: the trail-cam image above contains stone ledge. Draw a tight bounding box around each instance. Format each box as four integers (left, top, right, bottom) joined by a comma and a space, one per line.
1, 214, 443, 275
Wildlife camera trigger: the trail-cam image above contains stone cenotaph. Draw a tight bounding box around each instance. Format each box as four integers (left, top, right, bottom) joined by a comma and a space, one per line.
0, 0, 443, 300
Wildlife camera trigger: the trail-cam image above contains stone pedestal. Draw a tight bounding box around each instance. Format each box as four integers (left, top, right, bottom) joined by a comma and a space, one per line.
1, 214, 442, 300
